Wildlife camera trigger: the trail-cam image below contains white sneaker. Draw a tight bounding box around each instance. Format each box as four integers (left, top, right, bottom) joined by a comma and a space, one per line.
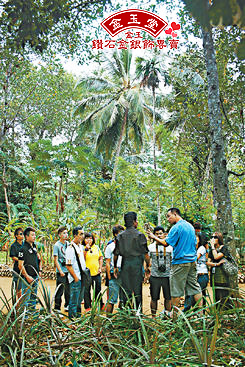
64, 306, 69, 312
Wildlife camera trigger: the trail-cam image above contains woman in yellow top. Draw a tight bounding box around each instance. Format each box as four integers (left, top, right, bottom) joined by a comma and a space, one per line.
83, 232, 104, 310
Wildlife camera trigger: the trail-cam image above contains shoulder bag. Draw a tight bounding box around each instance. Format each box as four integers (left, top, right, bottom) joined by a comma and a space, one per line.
222, 251, 238, 277
72, 245, 92, 287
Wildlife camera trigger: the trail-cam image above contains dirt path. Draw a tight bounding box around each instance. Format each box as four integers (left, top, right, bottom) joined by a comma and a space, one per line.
0, 276, 244, 315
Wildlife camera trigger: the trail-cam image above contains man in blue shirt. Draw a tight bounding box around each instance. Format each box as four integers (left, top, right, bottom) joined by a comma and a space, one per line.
159, 208, 202, 319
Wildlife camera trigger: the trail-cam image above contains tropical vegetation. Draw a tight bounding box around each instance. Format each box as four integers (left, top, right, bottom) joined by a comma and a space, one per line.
0, 0, 244, 365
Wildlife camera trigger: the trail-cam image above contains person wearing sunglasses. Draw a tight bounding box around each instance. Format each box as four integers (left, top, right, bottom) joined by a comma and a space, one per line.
207, 232, 230, 308
10, 227, 24, 305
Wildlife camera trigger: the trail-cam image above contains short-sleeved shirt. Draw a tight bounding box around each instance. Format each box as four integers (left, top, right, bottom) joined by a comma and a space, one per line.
165, 219, 197, 264
85, 244, 102, 276
197, 245, 208, 274
53, 240, 69, 273
148, 242, 173, 277
105, 241, 122, 272
114, 226, 148, 258
66, 242, 86, 283
18, 241, 40, 277
10, 240, 23, 275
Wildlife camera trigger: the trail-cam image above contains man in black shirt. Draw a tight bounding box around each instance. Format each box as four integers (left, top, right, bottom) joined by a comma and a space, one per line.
18, 227, 42, 315
10, 227, 24, 303
114, 212, 150, 310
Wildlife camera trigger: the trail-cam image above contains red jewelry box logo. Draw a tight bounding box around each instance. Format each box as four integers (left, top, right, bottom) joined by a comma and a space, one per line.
101, 9, 168, 38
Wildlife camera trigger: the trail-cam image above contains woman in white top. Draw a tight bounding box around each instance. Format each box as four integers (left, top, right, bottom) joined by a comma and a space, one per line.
184, 233, 209, 312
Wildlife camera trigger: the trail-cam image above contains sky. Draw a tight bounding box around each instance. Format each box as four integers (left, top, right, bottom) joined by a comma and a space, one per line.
60, 0, 202, 77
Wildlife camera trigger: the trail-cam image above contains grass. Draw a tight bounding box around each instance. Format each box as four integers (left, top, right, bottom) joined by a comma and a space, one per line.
0, 280, 244, 366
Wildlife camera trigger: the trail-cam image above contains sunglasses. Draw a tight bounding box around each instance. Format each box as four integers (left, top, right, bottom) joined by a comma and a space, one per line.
18, 233, 23, 235
211, 236, 218, 239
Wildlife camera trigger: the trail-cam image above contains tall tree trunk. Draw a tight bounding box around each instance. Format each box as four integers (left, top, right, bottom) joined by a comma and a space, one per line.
201, 148, 212, 198
28, 179, 36, 213
152, 86, 161, 225
58, 174, 64, 215
2, 161, 11, 222
152, 87, 156, 171
111, 107, 128, 181
202, 27, 235, 252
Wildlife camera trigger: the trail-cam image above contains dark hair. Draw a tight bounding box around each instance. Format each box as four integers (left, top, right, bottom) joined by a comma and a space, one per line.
14, 227, 23, 238
153, 226, 165, 234
24, 227, 35, 238
194, 222, 201, 230
82, 232, 95, 246
213, 232, 224, 246
167, 208, 181, 216
58, 226, 67, 235
73, 226, 83, 237
124, 212, 137, 227
112, 225, 124, 237
196, 233, 207, 248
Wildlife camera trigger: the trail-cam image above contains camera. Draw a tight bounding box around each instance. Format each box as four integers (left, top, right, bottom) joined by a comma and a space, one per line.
61, 261, 66, 266
158, 264, 166, 272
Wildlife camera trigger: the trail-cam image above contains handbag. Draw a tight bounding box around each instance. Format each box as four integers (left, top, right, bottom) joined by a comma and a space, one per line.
72, 245, 92, 287
222, 252, 238, 277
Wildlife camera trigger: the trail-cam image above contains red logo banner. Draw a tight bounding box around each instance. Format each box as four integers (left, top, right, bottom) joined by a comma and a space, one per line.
101, 9, 168, 38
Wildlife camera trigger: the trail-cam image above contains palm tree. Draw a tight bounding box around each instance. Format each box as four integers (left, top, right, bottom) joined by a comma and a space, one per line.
136, 54, 169, 169
74, 49, 161, 181
136, 54, 169, 224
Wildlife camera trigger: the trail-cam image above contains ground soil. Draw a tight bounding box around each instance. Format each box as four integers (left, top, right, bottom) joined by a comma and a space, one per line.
0, 276, 244, 316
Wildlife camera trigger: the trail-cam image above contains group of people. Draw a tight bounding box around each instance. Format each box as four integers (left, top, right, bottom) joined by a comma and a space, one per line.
9, 208, 233, 319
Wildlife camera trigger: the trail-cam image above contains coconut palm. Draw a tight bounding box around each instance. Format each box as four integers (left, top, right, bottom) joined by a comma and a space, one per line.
136, 53, 169, 224
74, 49, 162, 181
136, 54, 169, 169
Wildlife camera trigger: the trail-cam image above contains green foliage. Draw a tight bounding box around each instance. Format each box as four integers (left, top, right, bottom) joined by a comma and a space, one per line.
182, 0, 245, 59
0, 7, 244, 259
89, 180, 124, 228
0, 282, 244, 366
0, 0, 111, 56
74, 49, 163, 179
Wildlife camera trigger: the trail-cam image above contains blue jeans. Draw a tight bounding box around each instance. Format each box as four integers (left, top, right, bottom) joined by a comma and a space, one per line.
12, 275, 22, 292
108, 276, 123, 305
184, 273, 209, 311
69, 280, 84, 319
21, 277, 39, 315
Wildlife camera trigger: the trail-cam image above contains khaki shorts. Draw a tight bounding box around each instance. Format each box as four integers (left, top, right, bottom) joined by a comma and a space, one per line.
170, 262, 202, 298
